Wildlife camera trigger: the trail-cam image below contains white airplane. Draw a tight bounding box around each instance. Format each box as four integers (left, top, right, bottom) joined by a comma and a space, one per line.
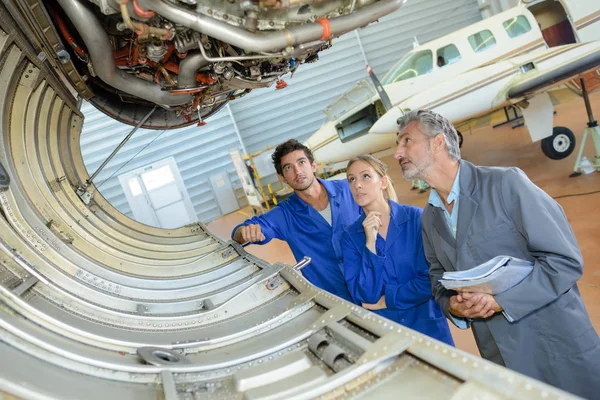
305, 0, 600, 164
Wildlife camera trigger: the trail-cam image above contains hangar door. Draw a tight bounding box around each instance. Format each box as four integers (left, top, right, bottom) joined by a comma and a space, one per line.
119, 158, 198, 229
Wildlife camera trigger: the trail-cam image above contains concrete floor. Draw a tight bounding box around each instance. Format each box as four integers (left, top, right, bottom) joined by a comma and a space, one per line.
207, 88, 600, 358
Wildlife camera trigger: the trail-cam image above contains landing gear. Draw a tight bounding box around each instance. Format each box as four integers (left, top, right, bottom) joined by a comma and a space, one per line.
541, 127, 576, 160
570, 76, 600, 177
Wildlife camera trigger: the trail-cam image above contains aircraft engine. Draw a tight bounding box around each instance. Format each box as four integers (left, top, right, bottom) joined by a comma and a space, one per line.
38, 0, 404, 129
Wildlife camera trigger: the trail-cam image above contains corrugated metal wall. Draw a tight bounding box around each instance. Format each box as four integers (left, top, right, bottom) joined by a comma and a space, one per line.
80, 0, 482, 223
80, 103, 241, 222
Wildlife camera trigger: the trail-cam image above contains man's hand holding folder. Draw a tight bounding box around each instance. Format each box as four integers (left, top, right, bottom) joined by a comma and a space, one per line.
442, 256, 534, 319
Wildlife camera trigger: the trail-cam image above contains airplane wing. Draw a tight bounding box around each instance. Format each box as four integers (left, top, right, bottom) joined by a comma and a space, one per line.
507, 46, 600, 99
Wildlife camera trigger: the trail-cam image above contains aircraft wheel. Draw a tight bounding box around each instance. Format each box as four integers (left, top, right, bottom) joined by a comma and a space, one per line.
457, 130, 463, 148
541, 127, 576, 160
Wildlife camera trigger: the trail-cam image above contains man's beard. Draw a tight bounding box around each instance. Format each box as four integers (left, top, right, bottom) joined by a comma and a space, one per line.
401, 162, 423, 180
400, 150, 433, 181
290, 174, 315, 191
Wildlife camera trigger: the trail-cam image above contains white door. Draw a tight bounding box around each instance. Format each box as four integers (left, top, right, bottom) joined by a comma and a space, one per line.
119, 157, 198, 228
209, 172, 239, 216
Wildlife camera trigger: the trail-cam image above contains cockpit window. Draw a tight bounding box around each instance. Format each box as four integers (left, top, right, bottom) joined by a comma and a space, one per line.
503, 15, 532, 38
436, 44, 461, 68
468, 30, 497, 53
382, 50, 433, 84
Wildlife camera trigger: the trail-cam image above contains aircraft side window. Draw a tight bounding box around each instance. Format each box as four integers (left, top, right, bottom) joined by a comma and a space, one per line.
436, 44, 461, 68
384, 50, 433, 84
468, 30, 497, 53
503, 15, 532, 38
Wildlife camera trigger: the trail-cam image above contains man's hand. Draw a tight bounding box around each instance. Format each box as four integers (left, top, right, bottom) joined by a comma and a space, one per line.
234, 224, 265, 244
461, 292, 502, 318
449, 294, 469, 317
449, 292, 502, 319
362, 295, 386, 310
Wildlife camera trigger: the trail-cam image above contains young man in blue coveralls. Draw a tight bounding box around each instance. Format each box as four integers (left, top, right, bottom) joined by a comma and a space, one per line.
232, 139, 361, 302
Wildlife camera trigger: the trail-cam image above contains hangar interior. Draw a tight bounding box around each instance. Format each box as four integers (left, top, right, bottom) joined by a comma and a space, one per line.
80, 0, 483, 223
0, 0, 599, 398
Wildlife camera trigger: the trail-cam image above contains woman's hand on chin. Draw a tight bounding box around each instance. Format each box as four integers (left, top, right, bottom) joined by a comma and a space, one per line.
363, 211, 382, 252
362, 295, 386, 310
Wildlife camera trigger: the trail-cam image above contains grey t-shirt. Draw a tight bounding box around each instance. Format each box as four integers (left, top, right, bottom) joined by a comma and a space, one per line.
317, 203, 332, 226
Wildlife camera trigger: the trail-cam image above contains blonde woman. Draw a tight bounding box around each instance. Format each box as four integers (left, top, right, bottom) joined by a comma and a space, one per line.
340, 154, 453, 345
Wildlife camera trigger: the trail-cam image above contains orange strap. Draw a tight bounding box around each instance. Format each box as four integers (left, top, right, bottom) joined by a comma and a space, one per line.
133, 0, 156, 18
316, 18, 331, 41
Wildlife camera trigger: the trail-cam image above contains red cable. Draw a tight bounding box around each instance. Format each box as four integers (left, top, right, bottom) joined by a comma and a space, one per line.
49, 7, 87, 60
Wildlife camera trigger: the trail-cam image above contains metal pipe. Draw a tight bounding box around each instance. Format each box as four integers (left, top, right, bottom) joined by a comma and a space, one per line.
55, 0, 192, 106
138, 0, 406, 53
293, 256, 312, 271
119, 0, 171, 39
177, 51, 209, 88
264, 0, 349, 16
87, 106, 156, 184
198, 42, 286, 62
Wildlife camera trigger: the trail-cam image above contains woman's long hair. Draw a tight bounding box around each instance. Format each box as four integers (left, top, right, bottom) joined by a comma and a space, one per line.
346, 154, 398, 202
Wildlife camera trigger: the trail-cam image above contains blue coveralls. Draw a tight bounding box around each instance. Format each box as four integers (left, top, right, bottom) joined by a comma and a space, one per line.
341, 201, 454, 345
232, 178, 361, 302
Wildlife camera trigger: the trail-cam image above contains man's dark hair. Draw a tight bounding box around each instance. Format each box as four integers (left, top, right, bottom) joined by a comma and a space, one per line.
271, 139, 315, 175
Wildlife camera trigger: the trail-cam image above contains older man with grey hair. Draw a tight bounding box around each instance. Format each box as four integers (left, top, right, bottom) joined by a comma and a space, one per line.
393, 109, 600, 399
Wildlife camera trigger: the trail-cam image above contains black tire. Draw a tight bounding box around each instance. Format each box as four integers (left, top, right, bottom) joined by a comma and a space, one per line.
541, 127, 576, 160
457, 130, 463, 148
